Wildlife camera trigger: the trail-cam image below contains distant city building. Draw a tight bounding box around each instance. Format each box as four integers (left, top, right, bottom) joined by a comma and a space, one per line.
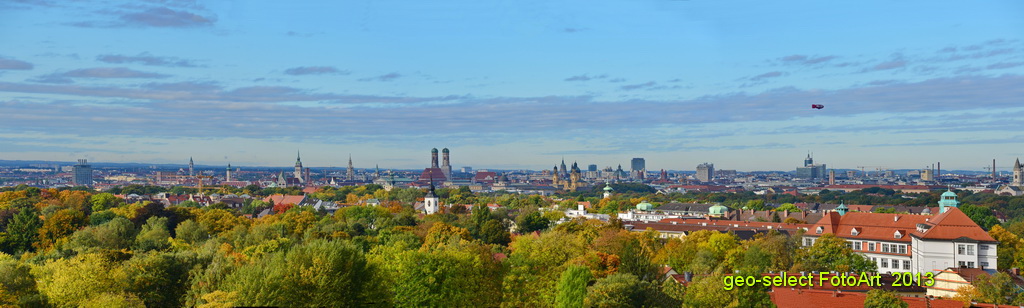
294, 151, 304, 184
587, 164, 598, 172
795, 153, 826, 180
920, 169, 934, 181
461, 166, 472, 173
347, 155, 355, 181
631, 158, 645, 172
696, 163, 714, 182
73, 159, 93, 186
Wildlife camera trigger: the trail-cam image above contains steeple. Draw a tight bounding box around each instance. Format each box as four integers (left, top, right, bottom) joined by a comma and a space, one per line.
188, 157, 194, 176
1014, 158, 1023, 186
296, 151, 302, 165
294, 151, 304, 183
347, 154, 355, 181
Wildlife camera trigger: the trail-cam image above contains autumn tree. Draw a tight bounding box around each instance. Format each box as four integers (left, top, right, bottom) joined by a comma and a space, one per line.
863, 289, 907, 308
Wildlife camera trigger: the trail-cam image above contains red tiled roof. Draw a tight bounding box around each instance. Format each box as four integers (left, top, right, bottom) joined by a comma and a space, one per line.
911, 207, 996, 242
770, 287, 962, 308
809, 211, 930, 244
263, 194, 305, 206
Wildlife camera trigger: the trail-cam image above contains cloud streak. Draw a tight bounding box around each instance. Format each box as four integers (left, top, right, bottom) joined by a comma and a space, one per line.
96, 53, 199, 67
0, 57, 33, 70
283, 66, 350, 76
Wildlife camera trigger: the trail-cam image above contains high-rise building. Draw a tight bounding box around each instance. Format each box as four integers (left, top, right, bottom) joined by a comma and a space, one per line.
696, 163, 714, 182
588, 164, 598, 172
73, 159, 93, 186
796, 153, 826, 180
631, 158, 645, 172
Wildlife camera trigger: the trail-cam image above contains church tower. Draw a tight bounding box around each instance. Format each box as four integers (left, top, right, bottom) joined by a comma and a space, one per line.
226, 164, 232, 182
189, 157, 194, 177
603, 183, 613, 199
424, 182, 439, 215
441, 148, 452, 181
430, 148, 439, 169
294, 151, 304, 183
1014, 158, 1023, 186
568, 162, 581, 190
551, 166, 561, 187
347, 155, 355, 181
559, 158, 568, 178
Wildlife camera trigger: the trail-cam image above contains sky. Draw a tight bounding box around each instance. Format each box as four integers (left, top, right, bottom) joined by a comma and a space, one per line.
1, 0, 1023, 171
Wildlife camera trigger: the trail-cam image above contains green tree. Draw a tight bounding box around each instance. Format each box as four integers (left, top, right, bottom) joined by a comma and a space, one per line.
584, 273, 659, 308
122, 251, 194, 307
479, 220, 511, 246
0, 253, 45, 307
135, 216, 171, 251
373, 241, 502, 307
175, 219, 210, 244
682, 274, 734, 307
863, 289, 907, 308
3, 207, 42, 253
90, 193, 123, 212
792, 233, 875, 273
221, 239, 387, 307
555, 265, 593, 308
516, 211, 550, 233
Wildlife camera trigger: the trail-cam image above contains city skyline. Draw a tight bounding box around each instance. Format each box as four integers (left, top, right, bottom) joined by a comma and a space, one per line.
2, 1, 1023, 170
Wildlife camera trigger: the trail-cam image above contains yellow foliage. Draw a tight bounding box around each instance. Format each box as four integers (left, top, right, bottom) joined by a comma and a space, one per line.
31, 253, 129, 307
198, 291, 237, 308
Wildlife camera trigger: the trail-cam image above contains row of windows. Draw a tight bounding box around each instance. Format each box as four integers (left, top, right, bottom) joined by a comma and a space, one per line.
850, 241, 908, 254
872, 257, 910, 270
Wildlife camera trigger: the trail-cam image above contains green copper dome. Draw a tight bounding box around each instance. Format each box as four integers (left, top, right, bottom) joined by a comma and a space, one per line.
603, 184, 613, 191
709, 204, 728, 215
636, 201, 653, 211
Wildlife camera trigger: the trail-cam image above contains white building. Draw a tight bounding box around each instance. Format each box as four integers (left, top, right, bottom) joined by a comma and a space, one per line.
804, 191, 997, 275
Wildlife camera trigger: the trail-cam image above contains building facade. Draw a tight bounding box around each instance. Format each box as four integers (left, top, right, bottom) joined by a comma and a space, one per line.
72, 159, 93, 186
696, 163, 714, 182
804, 191, 997, 275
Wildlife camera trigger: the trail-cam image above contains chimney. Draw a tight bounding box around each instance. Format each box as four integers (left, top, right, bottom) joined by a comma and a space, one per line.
894, 215, 899, 222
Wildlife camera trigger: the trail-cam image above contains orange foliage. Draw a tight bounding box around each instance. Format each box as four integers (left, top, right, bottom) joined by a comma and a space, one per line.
273, 203, 295, 213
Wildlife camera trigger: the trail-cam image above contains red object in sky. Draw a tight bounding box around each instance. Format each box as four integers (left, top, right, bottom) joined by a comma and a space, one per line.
811, 104, 824, 109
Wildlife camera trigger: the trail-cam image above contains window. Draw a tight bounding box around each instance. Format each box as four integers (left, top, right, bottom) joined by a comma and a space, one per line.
898, 245, 907, 254
958, 261, 965, 267
854, 241, 862, 251
881, 259, 889, 268
804, 238, 813, 246
845, 242, 852, 249
852, 228, 859, 236
968, 261, 975, 268
892, 259, 900, 269
967, 245, 974, 256
882, 244, 890, 253
894, 231, 902, 239
868, 242, 875, 251
815, 226, 823, 234
958, 244, 966, 255
980, 245, 989, 250
981, 262, 989, 268
903, 260, 911, 270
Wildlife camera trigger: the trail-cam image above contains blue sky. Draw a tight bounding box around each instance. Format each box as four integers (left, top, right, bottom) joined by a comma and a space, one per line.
1, 0, 1023, 171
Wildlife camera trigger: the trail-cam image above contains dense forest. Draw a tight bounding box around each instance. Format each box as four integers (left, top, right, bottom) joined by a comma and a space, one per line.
0, 184, 1023, 307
